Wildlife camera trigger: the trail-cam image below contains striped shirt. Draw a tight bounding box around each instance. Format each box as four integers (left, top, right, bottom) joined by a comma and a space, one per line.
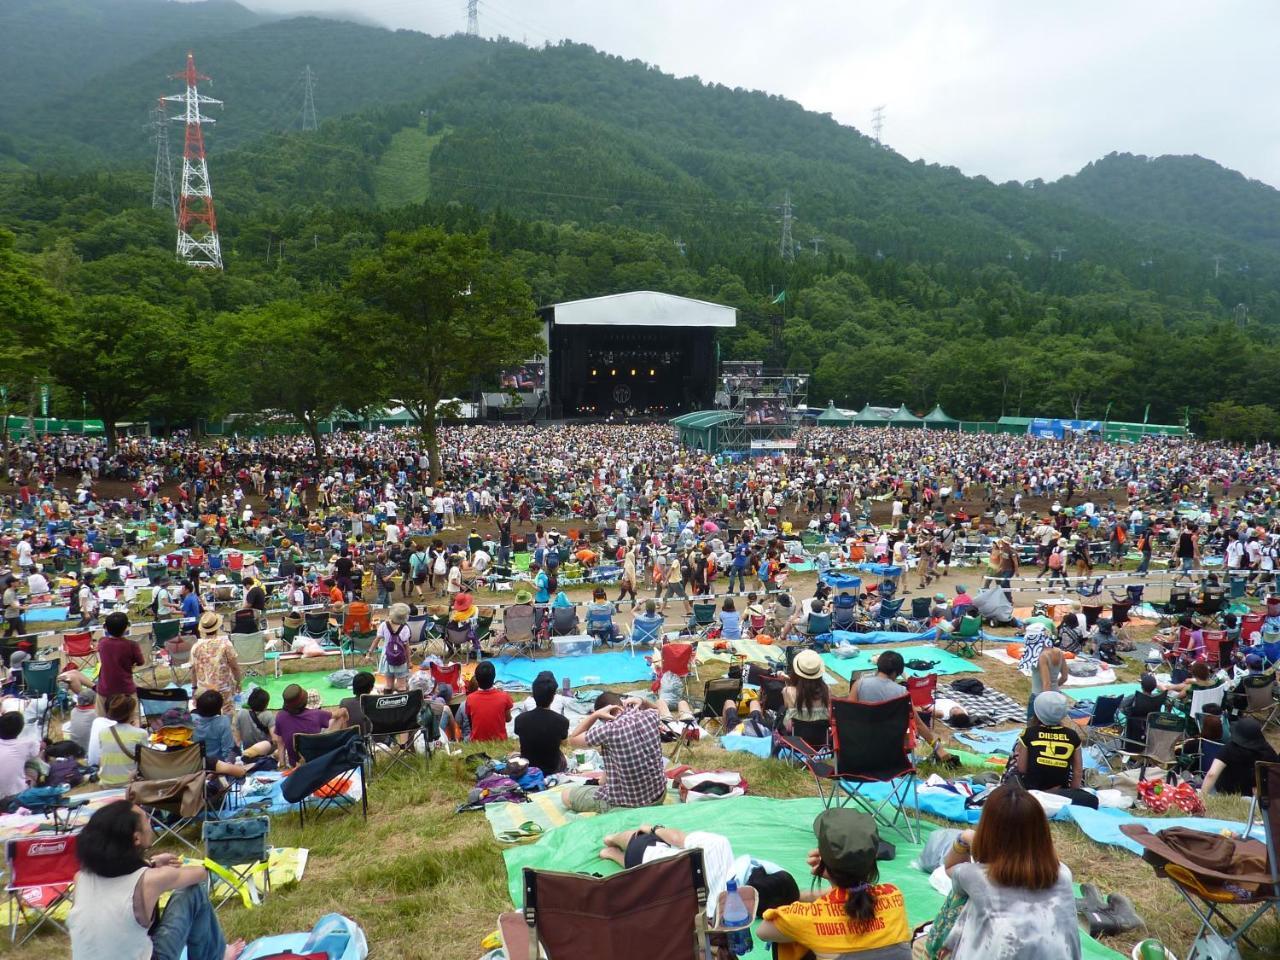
97, 723, 146, 786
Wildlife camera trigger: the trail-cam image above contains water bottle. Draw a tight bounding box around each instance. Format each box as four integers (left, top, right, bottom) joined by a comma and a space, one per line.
299, 915, 351, 960
722, 877, 753, 956
561, 675, 571, 697
1135, 938, 1169, 960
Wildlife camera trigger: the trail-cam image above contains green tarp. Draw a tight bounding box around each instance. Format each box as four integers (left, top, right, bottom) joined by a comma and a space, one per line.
503, 795, 1121, 959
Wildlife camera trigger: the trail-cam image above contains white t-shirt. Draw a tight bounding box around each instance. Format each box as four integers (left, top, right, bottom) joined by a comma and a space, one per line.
641, 831, 735, 919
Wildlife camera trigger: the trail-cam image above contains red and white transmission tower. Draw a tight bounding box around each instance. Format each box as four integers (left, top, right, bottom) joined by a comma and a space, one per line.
162, 52, 223, 269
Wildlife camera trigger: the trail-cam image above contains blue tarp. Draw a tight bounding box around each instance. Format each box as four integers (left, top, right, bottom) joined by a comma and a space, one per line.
24, 606, 70, 623
821, 573, 863, 590
1064, 805, 1264, 855
829, 627, 939, 646
822, 645, 982, 680
493, 651, 652, 688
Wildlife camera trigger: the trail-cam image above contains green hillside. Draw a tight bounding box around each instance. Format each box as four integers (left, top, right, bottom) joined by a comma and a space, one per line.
373, 119, 442, 208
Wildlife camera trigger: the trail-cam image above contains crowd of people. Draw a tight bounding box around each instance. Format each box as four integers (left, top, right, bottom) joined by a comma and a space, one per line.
5, 422, 1280, 959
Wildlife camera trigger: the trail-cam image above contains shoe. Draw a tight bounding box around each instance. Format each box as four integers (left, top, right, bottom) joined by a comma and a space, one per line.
1075, 883, 1107, 916
1104, 893, 1144, 933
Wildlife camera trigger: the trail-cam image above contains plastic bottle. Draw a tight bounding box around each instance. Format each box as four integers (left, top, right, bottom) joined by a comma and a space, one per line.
561, 675, 571, 697
722, 878, 753, 956
300, 915, 351, 960
1135, 938, 1168, 960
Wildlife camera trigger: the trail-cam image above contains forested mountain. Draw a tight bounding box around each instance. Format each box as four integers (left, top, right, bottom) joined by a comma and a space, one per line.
3, 0, 1280, 435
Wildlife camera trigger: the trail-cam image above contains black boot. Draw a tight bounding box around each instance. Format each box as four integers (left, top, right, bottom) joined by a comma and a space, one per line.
1075, 882, 1107, 916
1104, 892, 1144, 933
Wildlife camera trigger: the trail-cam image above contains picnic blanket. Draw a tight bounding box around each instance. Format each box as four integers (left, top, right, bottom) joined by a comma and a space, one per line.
696, 637, 785, 666
1065, 682, 1142, 703
502, 795, 1122, 960
980, 648, 1119, 687
822, 645, 983, 681
1064, 805, 1265, 855
252, 669, 351, 707
493, 652, 653, 688
830, 627, 939, 646
938, 683, 1026, 725
23, 605, 71, 623
485, 784, 596, 843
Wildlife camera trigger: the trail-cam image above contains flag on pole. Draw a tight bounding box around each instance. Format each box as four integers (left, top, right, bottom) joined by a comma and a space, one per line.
1142, 404, 1150, 424
771, 290, 786, 305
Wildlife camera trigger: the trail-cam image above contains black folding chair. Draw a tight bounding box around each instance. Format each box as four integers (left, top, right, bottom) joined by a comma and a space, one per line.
550, 605, 579, 637
698, 676, 743, 734
360, 689, 426, 778
1082, 694, 1125, 772
136, 686, 192, 731
809, 697, 919, 843
287, 727, 368, 827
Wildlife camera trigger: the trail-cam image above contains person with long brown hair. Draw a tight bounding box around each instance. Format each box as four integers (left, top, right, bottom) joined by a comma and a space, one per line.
938, 783, 1081, 959
782, 649, 830, 748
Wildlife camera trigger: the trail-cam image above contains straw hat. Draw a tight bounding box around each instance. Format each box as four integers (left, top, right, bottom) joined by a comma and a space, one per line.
197, 611, 222, 636
792, 649, 824, 680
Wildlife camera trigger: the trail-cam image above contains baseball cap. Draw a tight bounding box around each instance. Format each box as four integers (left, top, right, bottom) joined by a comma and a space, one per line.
814, 809, 880, 880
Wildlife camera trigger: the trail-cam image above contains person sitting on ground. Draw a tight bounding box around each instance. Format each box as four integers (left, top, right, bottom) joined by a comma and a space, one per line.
513, 671, 569, 774
1023, 602, 1057, 637
58, 673, 99, 753
462, 659, 513, 742
782, 649, 830, 748
1201, 716, 1280, 798
951, 584, 974, 619
597, 825, 740, 920
719, 596, 742, 640
758, 809, 910, 960
0, 711, 41, 806
340, 671, 377, 735
272, 684, 347, 768
234, 686, 275, 757
67, 799, 245, 960
851, 650, 957, 764
89, 694, 147, 786
191, 690, 271, 777
562, 691, 665, 814
1013, 691, 1097, 808
936, 783, 1082, 960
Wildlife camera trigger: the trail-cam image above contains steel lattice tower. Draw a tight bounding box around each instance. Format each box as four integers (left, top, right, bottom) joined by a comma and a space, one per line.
163, 52, 223, 269
466, 0, 479, 36
148, 100, 177, 221
778, 190, 795, 262
301, 65, 318, 131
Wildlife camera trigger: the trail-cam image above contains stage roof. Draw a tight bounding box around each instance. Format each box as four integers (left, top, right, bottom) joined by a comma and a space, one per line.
547, 291, 737, 328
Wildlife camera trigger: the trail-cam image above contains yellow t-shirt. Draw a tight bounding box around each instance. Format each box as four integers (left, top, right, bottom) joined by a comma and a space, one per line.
764, 883, 909, 960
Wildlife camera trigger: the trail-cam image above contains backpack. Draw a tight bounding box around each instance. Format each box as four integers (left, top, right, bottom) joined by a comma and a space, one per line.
1048, 550, 1064, 570
383, 625, 409, 667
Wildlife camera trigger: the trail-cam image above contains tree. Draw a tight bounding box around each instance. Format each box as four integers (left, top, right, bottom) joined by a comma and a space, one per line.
1204, 400, 1280, 444
345, 227, 540, 481
0, 229, 59, 462
49, 294, 186, 451
202, 299, 370, 455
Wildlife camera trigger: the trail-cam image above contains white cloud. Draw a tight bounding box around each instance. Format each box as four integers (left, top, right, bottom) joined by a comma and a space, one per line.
239, 0, 1280, 186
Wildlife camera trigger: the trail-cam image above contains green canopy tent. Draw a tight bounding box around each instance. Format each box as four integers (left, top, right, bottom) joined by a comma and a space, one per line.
815, 402, 853, 426
922, 404, 959, 429
886, 404, 923, 427
851, 403, 890, 425
670, 409, 740, 452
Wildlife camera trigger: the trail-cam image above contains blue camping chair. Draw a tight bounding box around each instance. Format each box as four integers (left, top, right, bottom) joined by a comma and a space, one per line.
586, 606, 619, 645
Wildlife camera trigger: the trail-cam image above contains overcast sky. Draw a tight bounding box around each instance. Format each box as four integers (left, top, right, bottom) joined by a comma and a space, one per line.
243, 0, 1280, 187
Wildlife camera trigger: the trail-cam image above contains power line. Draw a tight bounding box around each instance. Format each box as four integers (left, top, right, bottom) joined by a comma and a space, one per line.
301, 65, 318, 132
147, 99, 176, 222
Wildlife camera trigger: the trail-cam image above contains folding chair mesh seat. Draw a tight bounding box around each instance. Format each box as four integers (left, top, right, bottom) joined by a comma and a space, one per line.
5, 833, 78, 945
801, 612, 833, 645
286, 726, 368, 826
629, 614, 665, 651
811, 697, 920, 842
550, 606, 579, 637
60, 630, 98, 671
1124, 711, 1186, 781
941, 615, 982, 657
203, 815, 271, 910
302, 611, 332, 643
20, 659, 60, 737
1121, 761, 1280, 959
445, 621, 477, 661
360, 689, 426, 777
874, 597, 904, 625
1241, 674, 1280, 729
831, 599, 857, 631
151, 617, 182, 649
497, 604, 538, 659
133, 742, 208, 852
699, 676, 743, 732
500, 848, 711, 960
772, 718, 832, 766
687, 602, 717, 637
585, 607, 619, 645
905, 674, 937, 725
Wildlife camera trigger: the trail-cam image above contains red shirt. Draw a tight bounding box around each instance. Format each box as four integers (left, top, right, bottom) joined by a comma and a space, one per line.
97, 635, 144, 698
465, 687, 514, 742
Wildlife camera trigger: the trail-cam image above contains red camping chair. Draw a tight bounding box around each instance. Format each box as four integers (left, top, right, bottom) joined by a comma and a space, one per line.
60, 630, 98, 672
429, 661, 463, 695
1202, 629, 1232, 669
650, 641, 697, 692
226, 552, 245, 572
906, 674, 938, 728
5, 833, 79, 946
1242, 613, 1266, 645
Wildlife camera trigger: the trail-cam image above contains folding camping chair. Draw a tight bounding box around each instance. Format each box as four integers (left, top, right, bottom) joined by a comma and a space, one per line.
656, 640, 699, 685
1079, 695, 1125, 772
498, 848, 717, 960
496, 603, 537, 659
905, 674, 937, 727
361, 689, 425, 777
343, 601, 372, 635
287, 726, 368, 827
203, 815, 271, 910
941, 614, 982, 658
1240, 674, 1280, 729
151, 617, 182, 651
799, 612, 833, 647
629, 613, 664, 653
831, 595, 857, 631
687, 601, 717, 638
550, 605, 579, 637
301, 610, 333, 645
1121, 761, 1280, 960
872, 597, 904, 626
133, 742, 209, 852
5, 833, 78, 946
807, 697, 920, 843
445, 621, 479, 662
1121, 710, 1186, 782
698, 676, 743, 734
586, 604, 620, 646
338, 630, 377, 668
20, 658, 60, 737
60, 629, 97, 672
429, 661, 463, 699
231, 631, 266, 677
136, 685, 192, 731
772, 718, 832, 767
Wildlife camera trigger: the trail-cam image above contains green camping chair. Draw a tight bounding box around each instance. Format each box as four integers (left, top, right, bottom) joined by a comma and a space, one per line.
941, 615, 982, 658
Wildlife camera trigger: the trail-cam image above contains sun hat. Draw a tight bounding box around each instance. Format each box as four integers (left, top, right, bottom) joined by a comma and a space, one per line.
197, 611, 222, 636
514, 588, 533, 604
1230, 717, 1271, 753
792, 649, 824, 680
388, 602, 410, 625
452, 593, 476, 619
1033, 691, 1071, 726
813, 809, 880, 879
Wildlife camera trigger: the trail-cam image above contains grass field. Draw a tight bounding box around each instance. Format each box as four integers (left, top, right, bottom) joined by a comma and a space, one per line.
372, 119, 444, 208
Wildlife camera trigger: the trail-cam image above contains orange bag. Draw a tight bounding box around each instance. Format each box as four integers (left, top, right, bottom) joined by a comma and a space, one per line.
755, 634, 774, 646
1005, 643, 1024, 659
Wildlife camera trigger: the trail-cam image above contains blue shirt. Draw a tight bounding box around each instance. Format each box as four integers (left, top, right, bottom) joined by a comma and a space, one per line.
534, 571, 550, 604
192, 713, 235, 763
180, 592, 202, 622
732, 544, 749, 570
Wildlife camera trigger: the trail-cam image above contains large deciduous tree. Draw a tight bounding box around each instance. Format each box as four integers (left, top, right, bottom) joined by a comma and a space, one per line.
345, 227, 540, 482
0, 229, 60, 461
